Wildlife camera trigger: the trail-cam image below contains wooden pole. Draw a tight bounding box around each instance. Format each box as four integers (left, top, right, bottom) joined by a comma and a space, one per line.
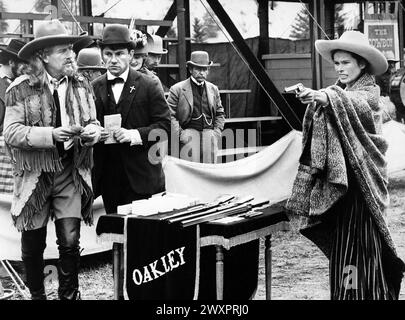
80, 0, 93, 35
258, 0, 269, 67
184, 0, 191, 62
177, 0, 187, 81
257, 0, 271, 117
398, 1, 404, 68
310, 0, 325, 90
206, 0, 302, 130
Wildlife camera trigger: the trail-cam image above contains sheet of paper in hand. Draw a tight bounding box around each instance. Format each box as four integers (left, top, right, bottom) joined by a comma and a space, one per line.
124, 217, 200, 300
104, 114, 122, 144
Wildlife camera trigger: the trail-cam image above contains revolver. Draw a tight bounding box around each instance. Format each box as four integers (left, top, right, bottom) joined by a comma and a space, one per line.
284, 83, 304, 94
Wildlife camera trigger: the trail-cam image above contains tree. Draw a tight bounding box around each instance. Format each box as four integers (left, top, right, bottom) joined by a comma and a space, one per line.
289, 8, 310, 40
192, 17, 207, 43
201, 11, 220, 39
0, 0, 9, 41
289, 4, 346, 40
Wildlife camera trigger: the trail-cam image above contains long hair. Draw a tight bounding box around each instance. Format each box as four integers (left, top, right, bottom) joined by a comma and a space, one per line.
25, 48, 79, 87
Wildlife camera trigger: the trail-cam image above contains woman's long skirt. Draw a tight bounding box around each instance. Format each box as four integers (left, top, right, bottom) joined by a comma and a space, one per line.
329, 185, 400, 300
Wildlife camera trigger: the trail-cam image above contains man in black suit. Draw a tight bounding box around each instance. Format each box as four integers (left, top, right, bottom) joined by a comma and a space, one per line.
92, 24, 170, 214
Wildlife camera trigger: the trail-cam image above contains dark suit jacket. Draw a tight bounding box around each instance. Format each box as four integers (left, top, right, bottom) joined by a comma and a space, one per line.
92, 68, 170, 197
167, 78, 225, 138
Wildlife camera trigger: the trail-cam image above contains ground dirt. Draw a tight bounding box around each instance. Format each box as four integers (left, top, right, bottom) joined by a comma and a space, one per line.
2, 172, 405, 300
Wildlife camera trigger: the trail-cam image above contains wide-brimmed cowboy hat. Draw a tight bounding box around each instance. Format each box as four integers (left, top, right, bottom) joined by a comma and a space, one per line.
315, 31, 388, 75
148, 35, 168, 55
0, 39, 27, 61
18, 20, 81, 61
186, 51, 213, 68
77, 48, 106, 70
98, 24, 132, 48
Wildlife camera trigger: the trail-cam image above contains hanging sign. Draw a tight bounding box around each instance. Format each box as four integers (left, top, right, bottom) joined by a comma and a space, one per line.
364, 21, 400, 61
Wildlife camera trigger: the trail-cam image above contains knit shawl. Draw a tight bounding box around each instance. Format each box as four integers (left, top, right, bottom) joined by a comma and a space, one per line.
286, 73, 398, 255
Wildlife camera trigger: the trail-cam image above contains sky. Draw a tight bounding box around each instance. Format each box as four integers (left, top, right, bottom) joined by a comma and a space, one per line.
1, 0, 359, 42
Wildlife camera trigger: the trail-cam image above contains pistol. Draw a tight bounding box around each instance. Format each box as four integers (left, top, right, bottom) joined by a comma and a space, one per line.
284, 83, 304, 94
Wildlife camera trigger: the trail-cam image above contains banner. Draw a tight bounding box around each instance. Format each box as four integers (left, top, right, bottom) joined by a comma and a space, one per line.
124, 217, 200, 300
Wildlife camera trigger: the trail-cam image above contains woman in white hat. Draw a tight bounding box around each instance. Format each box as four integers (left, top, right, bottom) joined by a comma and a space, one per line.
286, 31, 405, 300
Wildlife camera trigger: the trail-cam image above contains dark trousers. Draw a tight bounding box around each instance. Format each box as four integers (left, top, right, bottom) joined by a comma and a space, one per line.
100, 158, 151, 214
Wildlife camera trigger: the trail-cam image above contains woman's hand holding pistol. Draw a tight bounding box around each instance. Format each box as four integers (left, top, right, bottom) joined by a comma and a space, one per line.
285, 83, 329, 106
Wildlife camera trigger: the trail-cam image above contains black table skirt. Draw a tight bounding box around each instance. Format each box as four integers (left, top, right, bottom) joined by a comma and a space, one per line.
96, 206, 288, 299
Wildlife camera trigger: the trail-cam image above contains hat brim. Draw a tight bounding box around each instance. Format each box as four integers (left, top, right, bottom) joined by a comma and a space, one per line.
315, 39, 388, 75
186, 60, 213, 68
149, 49, 168, 55
73, 36, 97, 53
19, 35, 81, 61
78, 65, 106, 70
97, 40, 133, 48
0, 47, 27, 62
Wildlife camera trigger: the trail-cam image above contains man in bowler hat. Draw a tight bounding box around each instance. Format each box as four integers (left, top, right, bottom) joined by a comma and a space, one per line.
144, 34, 167, 73
92, 24, 170, 213
92, 25, 170, 299
167, 51, 225, 163
4, 20, 101, 300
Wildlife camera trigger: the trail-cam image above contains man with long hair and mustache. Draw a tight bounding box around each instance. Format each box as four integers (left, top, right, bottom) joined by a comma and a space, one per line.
3, 20, 101, 300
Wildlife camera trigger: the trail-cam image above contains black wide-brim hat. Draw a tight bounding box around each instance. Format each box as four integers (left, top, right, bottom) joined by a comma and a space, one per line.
18, 20, 81, 61
0, 39, 27, 62
98, 24, 132, 47
73, 35, 98, 55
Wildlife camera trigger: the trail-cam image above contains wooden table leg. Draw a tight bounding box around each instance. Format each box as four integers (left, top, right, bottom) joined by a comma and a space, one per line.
215, 245, 224, 300
265, 235, 272, 300
112, 242, 121, 300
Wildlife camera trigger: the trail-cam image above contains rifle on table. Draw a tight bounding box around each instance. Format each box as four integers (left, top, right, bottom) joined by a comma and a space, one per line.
153, 194, 235, 221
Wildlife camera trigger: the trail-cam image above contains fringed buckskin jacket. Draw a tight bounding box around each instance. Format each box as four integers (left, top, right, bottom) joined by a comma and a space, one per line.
286, 73, 401, 259
4, 74, 100, 231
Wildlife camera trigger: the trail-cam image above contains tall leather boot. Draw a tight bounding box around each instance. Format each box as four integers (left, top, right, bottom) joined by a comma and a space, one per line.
55, 218, 81, 300
21, 227, 47, 300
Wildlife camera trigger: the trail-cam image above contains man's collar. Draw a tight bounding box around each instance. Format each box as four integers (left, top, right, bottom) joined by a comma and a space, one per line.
107, 67, 129, 82
191, 76, 204, 86
46, 71, 67, 86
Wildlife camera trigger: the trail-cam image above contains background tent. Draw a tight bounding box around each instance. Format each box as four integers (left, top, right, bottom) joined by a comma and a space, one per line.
382, 120, 405, 175
0, 196, 110, 261
163, 130, 302, 203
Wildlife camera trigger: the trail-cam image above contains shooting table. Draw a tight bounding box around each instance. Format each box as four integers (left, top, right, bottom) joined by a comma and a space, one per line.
96, 205, 289, 300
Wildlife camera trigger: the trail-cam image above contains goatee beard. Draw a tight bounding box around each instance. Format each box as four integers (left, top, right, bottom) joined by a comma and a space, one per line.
62, 61, 77, 77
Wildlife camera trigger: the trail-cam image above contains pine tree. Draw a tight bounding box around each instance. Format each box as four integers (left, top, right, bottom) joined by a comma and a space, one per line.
290, 5, 346, 40
192, 17, 207, 43
202, 11, 220, 39
289, 8, 310, 40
